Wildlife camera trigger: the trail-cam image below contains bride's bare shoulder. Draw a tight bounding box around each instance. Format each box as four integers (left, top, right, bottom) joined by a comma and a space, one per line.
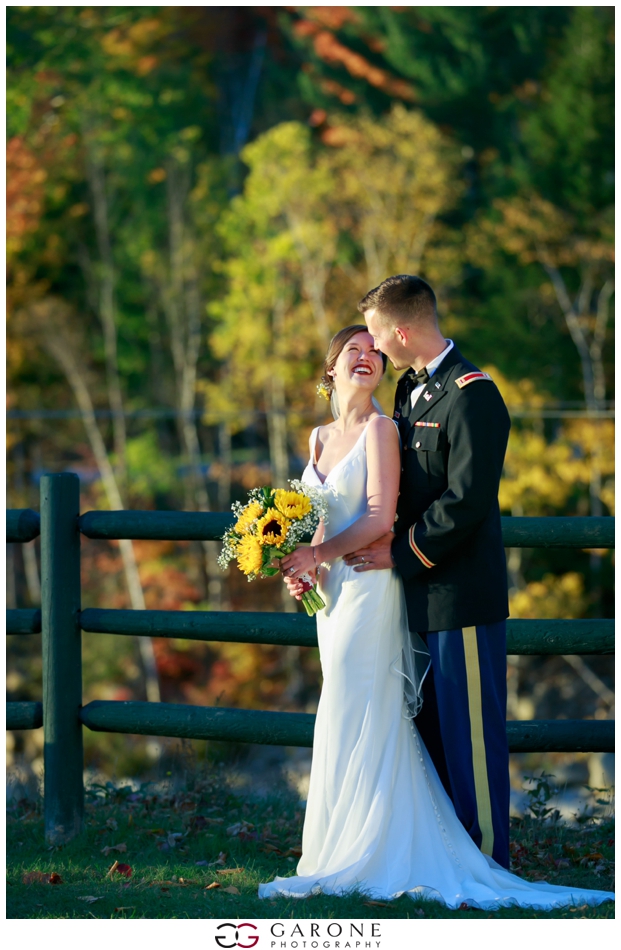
367, 414, 398, 437
309, 422, 337, 449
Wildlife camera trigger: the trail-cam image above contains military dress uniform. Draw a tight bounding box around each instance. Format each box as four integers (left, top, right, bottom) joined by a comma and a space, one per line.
390, 342, 512, 869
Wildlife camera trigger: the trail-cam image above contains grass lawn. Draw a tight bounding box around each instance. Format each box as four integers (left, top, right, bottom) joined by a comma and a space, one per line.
6, 771, 614, 919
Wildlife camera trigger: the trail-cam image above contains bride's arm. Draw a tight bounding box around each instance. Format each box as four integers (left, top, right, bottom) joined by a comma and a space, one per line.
316, 416, 400, 562
282, 416, 400, 577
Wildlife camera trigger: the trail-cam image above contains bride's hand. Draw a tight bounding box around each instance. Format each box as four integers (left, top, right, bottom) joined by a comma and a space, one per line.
280, 546, 317, 581
283, 572, 314, 601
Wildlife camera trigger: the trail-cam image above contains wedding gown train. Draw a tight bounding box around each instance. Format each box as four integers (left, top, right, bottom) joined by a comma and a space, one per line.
258, 423, 613, 910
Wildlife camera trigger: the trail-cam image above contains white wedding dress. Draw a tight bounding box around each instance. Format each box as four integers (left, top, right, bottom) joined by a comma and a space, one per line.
258, 422, 614, 910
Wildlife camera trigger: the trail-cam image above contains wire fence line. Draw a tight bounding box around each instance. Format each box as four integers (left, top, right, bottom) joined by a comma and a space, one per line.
6, 406, 617, 421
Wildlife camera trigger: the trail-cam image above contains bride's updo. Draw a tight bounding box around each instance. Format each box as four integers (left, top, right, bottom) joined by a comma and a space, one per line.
318, 324, 388, 419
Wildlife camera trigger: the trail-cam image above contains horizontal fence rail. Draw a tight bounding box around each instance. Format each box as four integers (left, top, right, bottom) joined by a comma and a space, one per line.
82, 611, 614, 655
7, 608, 614, 655
6, 701, 43, 731
6, 508, 41, 543
79, 510, 235, 541
5, 490, 615, 844
78, 510, 615, 547
77, 701, 614, 754
7, 699, 614, 753
6, 609, 42, 634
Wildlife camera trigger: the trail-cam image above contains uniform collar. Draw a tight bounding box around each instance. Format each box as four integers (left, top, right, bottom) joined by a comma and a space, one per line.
397, 339, 455, 389
396, 344, 464, 424
425, 339, 454, 377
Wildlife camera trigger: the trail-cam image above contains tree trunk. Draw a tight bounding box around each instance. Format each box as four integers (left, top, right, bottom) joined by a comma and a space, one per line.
161, 162, 223, 607
39, 328, 161, 703
84, 145, 127, 489
543, 264, 613, 614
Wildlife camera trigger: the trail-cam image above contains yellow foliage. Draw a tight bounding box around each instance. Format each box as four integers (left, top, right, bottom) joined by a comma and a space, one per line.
327, 104, 463, 288
510, 573, 586, 620
481, 366, 615, 516
202, 108, 464, 439
469, 191, 613, 271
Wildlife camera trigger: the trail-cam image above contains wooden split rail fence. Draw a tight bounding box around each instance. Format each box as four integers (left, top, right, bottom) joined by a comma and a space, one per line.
6, 473, 615, 843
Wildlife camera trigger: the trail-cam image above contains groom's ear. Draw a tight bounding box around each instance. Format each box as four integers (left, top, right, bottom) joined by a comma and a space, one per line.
394, 326, 409, 346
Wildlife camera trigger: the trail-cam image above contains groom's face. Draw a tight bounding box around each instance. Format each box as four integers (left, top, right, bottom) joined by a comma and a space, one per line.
364, 309, 411, 372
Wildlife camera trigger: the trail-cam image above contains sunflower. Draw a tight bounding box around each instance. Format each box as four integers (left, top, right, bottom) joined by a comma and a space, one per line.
236, 534, 264, 575
274, 489, 312, 520
256, 509, 290, 547
234, 500, 264, 535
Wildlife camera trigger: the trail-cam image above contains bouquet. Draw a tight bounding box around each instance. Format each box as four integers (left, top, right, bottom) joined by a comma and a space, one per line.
218, 481, 330, 617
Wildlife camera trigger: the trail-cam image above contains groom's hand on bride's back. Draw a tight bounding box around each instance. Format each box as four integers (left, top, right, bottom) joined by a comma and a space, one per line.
344, 532, 396, 572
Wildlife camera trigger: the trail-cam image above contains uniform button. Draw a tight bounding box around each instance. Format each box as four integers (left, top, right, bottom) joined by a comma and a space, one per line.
415, 441, 421, 448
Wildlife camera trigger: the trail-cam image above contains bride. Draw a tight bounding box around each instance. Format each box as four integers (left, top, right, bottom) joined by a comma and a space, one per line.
257, 325, 613, 910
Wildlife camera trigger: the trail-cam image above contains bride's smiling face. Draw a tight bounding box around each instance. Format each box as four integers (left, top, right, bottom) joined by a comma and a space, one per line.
330, 331, 384, 397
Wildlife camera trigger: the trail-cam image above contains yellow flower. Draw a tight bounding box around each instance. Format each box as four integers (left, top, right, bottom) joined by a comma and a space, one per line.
236, 534, 264, 575
234, 500, 264, 535
274, 489, 312, 520
256, 509, 290, 547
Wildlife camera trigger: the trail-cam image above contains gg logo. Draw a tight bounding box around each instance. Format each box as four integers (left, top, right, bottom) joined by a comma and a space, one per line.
215, 922, 259, 949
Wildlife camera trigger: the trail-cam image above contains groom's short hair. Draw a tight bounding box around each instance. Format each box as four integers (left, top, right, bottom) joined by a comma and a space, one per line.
357, 275, 438, 328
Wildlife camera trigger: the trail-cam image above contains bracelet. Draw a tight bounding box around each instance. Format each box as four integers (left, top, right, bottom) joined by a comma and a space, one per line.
312, 546, 320, 576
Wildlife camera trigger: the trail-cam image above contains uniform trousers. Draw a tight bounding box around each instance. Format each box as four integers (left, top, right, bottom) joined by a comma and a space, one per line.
413, 621, 510, 869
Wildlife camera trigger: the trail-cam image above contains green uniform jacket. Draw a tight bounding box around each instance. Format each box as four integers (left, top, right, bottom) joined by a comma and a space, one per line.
391, 345, 511, 632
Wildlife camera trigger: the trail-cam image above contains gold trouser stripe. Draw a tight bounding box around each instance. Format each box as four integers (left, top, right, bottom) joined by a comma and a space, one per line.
462, 626, 495, 857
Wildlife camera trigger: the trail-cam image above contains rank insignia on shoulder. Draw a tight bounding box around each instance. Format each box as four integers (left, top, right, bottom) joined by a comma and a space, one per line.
414, 421, 440, 428
455, 371, 493, 389
423, 392, 433, 401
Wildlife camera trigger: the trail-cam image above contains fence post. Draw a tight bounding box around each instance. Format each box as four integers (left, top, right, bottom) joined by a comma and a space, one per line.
41, 473, 84, 843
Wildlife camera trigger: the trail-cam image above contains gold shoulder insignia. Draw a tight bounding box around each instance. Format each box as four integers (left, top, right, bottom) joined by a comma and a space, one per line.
455, 372, 493, 389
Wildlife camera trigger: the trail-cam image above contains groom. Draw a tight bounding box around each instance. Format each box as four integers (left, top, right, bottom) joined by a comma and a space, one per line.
346, 274, 512, 870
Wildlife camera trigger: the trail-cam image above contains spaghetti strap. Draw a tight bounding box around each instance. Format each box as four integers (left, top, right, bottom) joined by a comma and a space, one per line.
310, 427, 320, 465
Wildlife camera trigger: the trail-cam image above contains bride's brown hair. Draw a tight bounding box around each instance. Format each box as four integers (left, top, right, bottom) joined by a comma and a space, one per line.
320, 325, 387, 397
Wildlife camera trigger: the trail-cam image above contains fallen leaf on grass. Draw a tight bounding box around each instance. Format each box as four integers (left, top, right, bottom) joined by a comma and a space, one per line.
195, 860, 208, 867
114, 906, 136, 913
216, 867, 244, 875
101, 842, 127, 856
226, 821, 255, 837
22, 871, 63, 885
106, 860, 133, 879
222, 885, 240, 895
77, 896, 102, 904
106, 818, 118, 831
208, 851, 227, 867
204, 882, 221, 890
363, 900, 388, 907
